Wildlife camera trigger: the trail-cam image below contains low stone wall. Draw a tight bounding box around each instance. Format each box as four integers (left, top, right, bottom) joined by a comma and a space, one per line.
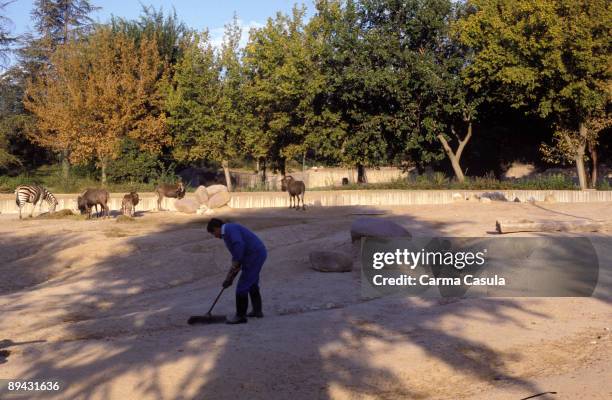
229, 189, 612, 208
1, 193, 186, 215
232, 167, 408, 190
1, 189, 611, 215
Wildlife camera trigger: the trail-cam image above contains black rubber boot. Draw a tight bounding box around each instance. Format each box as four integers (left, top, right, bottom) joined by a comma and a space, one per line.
247, 285, 264, 318
226, 293, 248, 324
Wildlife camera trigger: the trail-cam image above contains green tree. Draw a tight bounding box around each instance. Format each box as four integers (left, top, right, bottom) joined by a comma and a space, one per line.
110, 5, 191, 67
216, 15, 248, 189
167, 30, 233, 189
301, 0, 352, 172
0, 69, 28, 169
458, 0, 611, 189
0, 0, 16, 67
242, 6, 313, 176
305, 0, 390, 181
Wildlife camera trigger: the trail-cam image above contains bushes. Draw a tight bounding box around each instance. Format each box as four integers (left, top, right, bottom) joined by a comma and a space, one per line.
325, 173, 593, 191
1, 164, 610, 193
105, 139, 161, 184
0, 163, 170, 193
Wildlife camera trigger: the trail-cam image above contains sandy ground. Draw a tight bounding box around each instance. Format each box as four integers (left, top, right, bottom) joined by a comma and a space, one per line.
0, 201, 610, 400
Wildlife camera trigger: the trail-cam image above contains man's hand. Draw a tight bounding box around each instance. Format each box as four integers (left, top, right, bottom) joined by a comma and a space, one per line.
222, 262, 241, 288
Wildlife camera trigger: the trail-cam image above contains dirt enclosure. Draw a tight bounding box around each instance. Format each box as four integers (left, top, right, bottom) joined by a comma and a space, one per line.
0, 202, 610, 399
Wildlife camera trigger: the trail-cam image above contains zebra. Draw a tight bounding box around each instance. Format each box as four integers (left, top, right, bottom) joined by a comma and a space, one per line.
15, 185, 58, 219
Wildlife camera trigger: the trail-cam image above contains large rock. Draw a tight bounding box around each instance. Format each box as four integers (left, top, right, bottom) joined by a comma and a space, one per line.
206, 184, 228, 197
196, 206, 215, 215
504, 162, 535, 179
174, 198, 199, 214
350, 217, 411, 242
194, 185, 209, 205
310, 251, 352, 272
208, 191, 231, 209
452, 192, 464, 202
481, 191, 508, 201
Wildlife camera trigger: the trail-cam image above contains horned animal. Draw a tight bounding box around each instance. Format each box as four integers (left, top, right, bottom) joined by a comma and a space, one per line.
281, 175, 306, 210
78, 188, 110, 219
155, 181, 185, 211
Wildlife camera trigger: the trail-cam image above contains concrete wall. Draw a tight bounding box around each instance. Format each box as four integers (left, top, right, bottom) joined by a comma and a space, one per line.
232, 167, 408, 190
2, 189, 612, 215
228, 189, 612, 208
2, 193, 184, 215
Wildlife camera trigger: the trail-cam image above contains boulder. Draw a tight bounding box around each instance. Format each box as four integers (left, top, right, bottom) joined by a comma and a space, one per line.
309, 251, 353, 272
479, 197, 492, 203
174, 198, 199, 214
481, 191, 508, 201
194, 185, 209, 205
350, 217, 411, 242
208, 191, 231, 209
513, 197, 521, 203
206, 184, 228, 197
196, 206, 215, 215
452, 192, 464, 202
504, 162, 535, 179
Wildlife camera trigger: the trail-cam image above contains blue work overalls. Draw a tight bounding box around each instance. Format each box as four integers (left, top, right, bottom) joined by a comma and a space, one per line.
222, 223, 267, 294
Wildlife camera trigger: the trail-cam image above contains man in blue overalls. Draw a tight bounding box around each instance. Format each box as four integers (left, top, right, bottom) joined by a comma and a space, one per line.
207, 218, 267, 324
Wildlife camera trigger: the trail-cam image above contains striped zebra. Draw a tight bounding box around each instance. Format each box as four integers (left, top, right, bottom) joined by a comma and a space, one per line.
15, 185, 58, 219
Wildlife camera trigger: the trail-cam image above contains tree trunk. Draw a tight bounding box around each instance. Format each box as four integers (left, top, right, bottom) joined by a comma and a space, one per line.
279, 158, 286, 177
100, 160, 107, 184
61, 150, 70, 180
589, 141, 598, 188
437, 122, 472, 183
222, 159, 232, 192
261, 158, 267, 185
357, 164, 366, 183
574, 123, 588, 190
446, 153, 465, 182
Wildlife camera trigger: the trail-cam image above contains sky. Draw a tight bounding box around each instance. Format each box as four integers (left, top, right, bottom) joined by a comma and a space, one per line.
2, 0, 315, 65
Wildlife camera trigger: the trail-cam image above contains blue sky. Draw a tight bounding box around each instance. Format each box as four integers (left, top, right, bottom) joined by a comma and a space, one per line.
3, 1, 315, 59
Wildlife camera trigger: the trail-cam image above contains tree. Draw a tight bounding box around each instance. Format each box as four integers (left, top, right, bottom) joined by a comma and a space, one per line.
305, 0, 393, 181
541, 110, 611, 187
110, 5, 191, 67
0, 0, 16, 67
216, 15, 248, 189
32, 0, 98, 43
0, 72, 21, 169
22, 0, 98, 73
242, 6, 313, 176
305, 0, 479, 182
458, 0, 611, 189
24, 27, 168, 183
109, 6, 192, 180
166, 31, 220, 186
167, 18, 244, 190
19, 0, 99, 179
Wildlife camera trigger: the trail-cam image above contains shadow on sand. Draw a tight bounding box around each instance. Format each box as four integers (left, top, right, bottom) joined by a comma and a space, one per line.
0, 206, 608, 399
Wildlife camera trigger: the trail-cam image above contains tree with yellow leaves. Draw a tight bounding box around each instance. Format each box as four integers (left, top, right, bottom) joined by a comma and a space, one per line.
25, 26, 168, 183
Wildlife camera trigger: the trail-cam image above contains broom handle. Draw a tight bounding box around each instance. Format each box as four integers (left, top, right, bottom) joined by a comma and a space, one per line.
207, 287, 226, 315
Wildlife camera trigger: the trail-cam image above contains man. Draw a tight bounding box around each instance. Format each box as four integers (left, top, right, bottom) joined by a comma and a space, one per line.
207, 218, 267, 324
